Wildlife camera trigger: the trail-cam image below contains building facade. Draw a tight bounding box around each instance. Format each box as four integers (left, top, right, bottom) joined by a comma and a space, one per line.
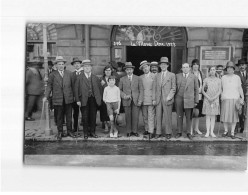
26, 23, 248, 75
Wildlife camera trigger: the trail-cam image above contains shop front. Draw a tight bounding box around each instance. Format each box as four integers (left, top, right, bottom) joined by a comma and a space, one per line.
111, 25, 187, 75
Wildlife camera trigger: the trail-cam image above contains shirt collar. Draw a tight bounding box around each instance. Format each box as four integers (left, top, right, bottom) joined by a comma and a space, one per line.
84, 72, 91, 77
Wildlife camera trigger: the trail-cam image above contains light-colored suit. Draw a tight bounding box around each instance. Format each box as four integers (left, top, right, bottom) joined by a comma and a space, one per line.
175, 73, 199, 134
119, 74, 143, 133
140, 72, 156, 133
153, 71, 176, 135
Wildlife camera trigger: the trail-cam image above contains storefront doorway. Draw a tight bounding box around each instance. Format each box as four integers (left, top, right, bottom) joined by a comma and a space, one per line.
111, 25, 187, 75
126, 46, 171, 75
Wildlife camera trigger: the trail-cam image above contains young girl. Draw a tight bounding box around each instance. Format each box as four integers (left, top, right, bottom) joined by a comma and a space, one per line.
103, 76, 121, 137
202, 66, 222, 137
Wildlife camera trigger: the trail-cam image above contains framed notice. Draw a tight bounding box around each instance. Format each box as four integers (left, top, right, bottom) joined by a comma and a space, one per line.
199, 46, 232, 76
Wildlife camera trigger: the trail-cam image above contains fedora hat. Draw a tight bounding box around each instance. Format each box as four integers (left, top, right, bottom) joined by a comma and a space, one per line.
159, 57, 170, 65
82, 59, 93, 66
150, 61, 159, 67
54, 56, 67, 64
237, 59, 247, 66
123, 62, 135, 70
139, 60, 150, 70
71, 57, 82, 65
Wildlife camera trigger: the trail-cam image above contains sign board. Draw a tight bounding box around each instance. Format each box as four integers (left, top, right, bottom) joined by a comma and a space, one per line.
199, 46, 232, 77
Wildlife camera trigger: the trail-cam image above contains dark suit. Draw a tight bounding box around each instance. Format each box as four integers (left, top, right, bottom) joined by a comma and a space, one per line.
25, 67, 44, 118
235, 70, 247, 131
75, 72, 102, 135
71, 70, 84, 131
119, 74, 143, 133
175, 73, 199, 134
45, 70, 74, 133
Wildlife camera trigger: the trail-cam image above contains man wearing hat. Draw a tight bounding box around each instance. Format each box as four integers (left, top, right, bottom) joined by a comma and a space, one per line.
119, 62, 144, 137
175, 63, 199, 140
71, 57, 84, 134
235, 59, 247, 133
150, 61, 160, 74
139, 60, 156, 138
43, 56, 75, 140
25, 60, 44, 121
152, 57, 176, 139
75, 59, 102, 139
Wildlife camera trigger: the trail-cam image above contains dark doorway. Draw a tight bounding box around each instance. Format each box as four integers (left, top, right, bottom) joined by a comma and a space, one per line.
126, 46, 171, 76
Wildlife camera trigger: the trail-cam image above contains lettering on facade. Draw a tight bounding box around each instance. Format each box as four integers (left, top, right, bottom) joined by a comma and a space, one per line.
113, 41, 176, 47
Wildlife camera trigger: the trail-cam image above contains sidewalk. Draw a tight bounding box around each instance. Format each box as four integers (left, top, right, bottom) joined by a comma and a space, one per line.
24, 110, 248, 142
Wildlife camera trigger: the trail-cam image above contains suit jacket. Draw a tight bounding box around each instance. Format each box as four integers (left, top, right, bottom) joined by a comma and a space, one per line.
45, 70, 74, 106
72, 70, 84, 98
75, 72, 102, 107
153, 71, 176, 105
119, 74, 144, 106
235, 70, 247, 95
175, 73, 199, 108
26, 67, 44, 95
140, 72, 156, 105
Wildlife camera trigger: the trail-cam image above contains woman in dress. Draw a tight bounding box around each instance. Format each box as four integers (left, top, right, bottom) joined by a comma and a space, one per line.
202, 66, 222, 137
221, 61, 244, 139
191, 59, 205, 135
99, 65, 114, 132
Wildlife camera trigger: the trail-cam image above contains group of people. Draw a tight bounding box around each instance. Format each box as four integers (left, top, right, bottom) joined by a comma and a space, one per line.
25, 55, 247, 141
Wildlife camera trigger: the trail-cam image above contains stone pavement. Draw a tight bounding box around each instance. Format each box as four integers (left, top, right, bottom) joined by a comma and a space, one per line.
24, 110, 248, 142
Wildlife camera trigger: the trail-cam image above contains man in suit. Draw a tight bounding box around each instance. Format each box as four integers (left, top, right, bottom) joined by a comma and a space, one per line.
139, 60, 156, 137
119, 62, 144, 137
153, 57, 176, 139
25, 61, 44, 121
235, 59, 247, 133
75, 59, 102, 139
175, 63, 199, 140
150, 61, 159, 74
43, 56, 75, 140
71, 57, 84, 134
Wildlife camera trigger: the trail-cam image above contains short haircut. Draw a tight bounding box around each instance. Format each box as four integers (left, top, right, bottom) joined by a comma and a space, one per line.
191, 59, 200, 66
216, 65, 223, 69
108, 75, 116, 82
208, 65, 216, 72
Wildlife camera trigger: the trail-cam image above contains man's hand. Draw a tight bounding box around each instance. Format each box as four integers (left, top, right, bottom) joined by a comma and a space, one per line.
43, 97, 47, 102
137, 101, 142, 106
194, 103, 198, 107
115, 109, 120, 114
166, 96, 171, 101
77, 101, 81, 107
152, 100, 156, 106
101, 80, 106, 86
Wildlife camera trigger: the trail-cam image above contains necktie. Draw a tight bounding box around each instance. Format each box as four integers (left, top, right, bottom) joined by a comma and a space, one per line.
128, 76, 131, 81
60, 71, 64, 77
184, 73, 187, 78
242, 72, 245, 78
87, 73, 90, 79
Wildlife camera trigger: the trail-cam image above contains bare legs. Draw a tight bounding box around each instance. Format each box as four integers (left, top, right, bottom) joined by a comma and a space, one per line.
205, 115, 216, 137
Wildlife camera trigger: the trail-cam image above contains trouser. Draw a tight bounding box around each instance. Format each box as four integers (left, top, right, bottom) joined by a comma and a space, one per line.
72, 102, 80, 131
141, 105, 155, 134
156, 100, 173, 135
175, 96, 193, 134
25, 95, 40, 118
54, 99, 72, 133
124, 101, 140, 133
80, 96, 98, 135
100, 100, 110, 122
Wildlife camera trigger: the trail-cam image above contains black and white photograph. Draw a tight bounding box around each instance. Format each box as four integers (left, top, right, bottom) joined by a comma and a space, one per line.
2, 0, 248, 192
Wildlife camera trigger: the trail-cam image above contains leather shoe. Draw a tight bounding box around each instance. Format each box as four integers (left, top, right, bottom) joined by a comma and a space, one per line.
149, 133, 155, 139
154, 134, 161, 139
131, 132, 139, 137
25, 117, 35, 121
166, 134, 172, 139
89, 133, 98, 138
143, 131, 149, 135
62, 132, 68, 137
57, 132, 62, 141
68, 132, 76, 138
222, 132, 228, 137
230, 135, 235, 139
187, 133, 193, 140
175, 133, 182, 138
127, 133, 131, 137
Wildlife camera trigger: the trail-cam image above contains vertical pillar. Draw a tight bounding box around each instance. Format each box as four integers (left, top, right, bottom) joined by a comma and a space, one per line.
85, 24, 90, 59
43, 23, 52, 136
